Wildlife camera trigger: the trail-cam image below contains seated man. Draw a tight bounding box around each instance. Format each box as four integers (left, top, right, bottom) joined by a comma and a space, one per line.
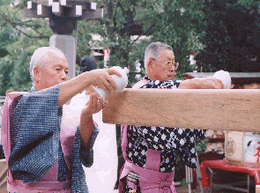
1, 47, 121, 193
119, 42, 224, 193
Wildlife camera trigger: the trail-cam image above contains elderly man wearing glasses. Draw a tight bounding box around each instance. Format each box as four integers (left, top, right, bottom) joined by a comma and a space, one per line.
118, 41, 224, 193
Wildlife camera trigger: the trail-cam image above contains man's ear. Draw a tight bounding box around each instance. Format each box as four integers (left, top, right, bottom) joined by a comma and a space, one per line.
33, 66, 41, 81
147, 59, 154, 72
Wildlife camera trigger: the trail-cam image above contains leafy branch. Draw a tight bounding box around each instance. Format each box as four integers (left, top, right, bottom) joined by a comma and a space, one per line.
0, 13, 49, 39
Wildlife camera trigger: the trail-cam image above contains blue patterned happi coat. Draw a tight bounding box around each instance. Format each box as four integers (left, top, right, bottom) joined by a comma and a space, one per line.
8, 84, 99, 193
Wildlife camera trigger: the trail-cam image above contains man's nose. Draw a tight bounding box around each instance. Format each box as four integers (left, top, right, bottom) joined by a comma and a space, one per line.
170, 65, 175, 71
61, 71, 68, 81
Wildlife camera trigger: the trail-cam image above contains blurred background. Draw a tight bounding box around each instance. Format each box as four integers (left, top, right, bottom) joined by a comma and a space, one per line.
0, 0, 260, 192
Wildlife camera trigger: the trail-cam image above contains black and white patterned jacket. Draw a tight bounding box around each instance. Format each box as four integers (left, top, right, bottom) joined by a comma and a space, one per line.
126, 76, 205, 172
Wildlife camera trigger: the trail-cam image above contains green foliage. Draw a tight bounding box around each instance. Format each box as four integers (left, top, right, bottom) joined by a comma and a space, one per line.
88, 0, 151, 86
0, 59, 14, 95
134, 0, 203, 77
89, 0, 202, 86
1, 0, 260, 96
74, 20, 97, 62
195, 0, 260, 72
196, 138, 209, 155
3, 0, 258, 186
0, 0, 51, 95
10, 50, 32, 91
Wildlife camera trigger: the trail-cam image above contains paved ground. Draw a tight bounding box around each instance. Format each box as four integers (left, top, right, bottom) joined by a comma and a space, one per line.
175, 184, 254, 193
0, 160, 256, 193
0, 183, 256, 193
0, 166, 256, 193
0, 184, 6, 193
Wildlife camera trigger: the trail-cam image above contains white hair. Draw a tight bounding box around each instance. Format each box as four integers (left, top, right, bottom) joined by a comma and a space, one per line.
29, 47, 65, 81
144, 42, 174, 72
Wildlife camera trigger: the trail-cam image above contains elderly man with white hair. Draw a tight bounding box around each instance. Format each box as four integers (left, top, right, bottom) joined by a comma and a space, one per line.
1, 46, 121, 193
118, 42, 225, 193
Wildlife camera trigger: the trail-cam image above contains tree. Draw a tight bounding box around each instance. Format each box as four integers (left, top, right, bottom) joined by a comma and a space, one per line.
0, 0, 205, 95
141, 0, 204, 78
90, 0, 203, 83
89, 0, 152, 85
2, 0, 259, 96
0, 0, 52, 95
194, 0, 260, 72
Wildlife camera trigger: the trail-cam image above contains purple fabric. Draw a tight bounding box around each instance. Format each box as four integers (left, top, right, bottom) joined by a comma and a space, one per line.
1, 89, 98, 192
120, 161, 176, 193
2, 92, 73, 192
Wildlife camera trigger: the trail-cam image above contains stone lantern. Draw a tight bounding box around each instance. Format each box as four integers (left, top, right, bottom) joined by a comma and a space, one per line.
24, 0, 103, 79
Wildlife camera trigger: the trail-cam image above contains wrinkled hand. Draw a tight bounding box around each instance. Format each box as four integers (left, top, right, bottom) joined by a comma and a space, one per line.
81, 93, 107, 118
86, 68, 122, 95
205, 77, 224, 89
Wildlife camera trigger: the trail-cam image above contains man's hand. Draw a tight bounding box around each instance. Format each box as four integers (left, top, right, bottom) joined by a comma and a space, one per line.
80, 93, 107, 150
58, 67, 122, 107
178, 77, 224, 89
204, 77, 224, 89
81, 93, 106, 118
85, 68, 122, 96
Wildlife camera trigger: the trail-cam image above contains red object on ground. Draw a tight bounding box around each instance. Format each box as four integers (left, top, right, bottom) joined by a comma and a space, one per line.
200, 159, 260, 188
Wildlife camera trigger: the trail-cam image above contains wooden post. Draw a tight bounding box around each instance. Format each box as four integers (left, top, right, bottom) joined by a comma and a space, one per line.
103, 89, 260, 132
50, 35, 76, 80
24, 0, 103, 79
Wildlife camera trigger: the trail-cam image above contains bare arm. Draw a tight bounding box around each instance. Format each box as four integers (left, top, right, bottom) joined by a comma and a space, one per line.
58, 68, 122, 107
178, 77, 224, 89
79, 94, 106, 150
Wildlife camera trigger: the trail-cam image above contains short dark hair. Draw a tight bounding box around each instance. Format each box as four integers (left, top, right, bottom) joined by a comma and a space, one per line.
80, 56, 97, 73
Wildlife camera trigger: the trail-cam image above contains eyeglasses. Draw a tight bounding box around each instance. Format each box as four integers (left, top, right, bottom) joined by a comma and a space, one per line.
152, 59, 179, 70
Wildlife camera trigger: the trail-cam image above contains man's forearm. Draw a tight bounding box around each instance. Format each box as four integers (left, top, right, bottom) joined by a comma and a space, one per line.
58, 68, 121, 107
58, 73, 92, 107
80, 116, 95, 151
178, 77, 224, 89
178, 79, 197, 89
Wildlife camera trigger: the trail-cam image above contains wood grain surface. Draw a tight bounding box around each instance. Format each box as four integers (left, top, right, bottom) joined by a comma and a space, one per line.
103, 89, 260, 132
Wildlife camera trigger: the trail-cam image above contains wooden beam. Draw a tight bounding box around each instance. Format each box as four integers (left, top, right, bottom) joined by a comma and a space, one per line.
61, 1, 95, 10
34, 0, 53, 6
52, 2, 63, 16
24, 5, 51, 18
27, 1, 37, 9
103, 89, 260, 132
24, 1, 101, 18
80, 8, 103, 20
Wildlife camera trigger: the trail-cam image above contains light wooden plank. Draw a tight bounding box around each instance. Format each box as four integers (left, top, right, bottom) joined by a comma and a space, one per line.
34, 0, 53, 6
24, 5, 51, 18
80, 8, 103, 20
103, 89, 260, 132
61, 1, 92, 10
